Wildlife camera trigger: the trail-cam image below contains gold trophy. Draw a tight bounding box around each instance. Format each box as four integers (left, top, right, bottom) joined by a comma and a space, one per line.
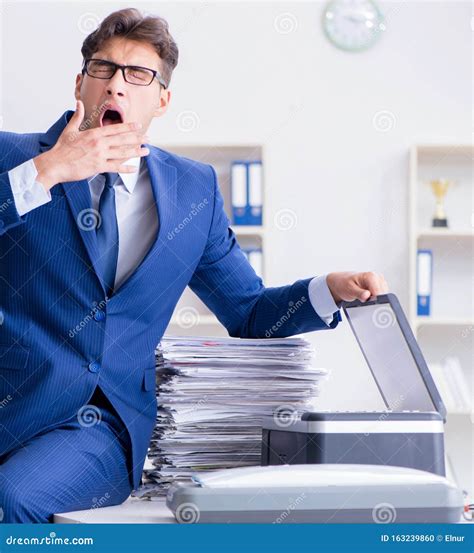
428, 179, 453, 228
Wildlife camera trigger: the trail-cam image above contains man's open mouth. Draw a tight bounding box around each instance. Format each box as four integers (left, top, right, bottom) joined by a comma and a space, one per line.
101, 109, 123, 126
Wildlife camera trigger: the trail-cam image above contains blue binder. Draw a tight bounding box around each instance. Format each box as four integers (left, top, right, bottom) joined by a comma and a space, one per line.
231, 162, 248, 225
247, 161, 263, 226
417, 249, 432, 316
231, 161, 263, 225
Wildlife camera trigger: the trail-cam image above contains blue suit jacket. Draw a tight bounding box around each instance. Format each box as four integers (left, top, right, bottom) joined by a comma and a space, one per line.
0, 111, 340, 488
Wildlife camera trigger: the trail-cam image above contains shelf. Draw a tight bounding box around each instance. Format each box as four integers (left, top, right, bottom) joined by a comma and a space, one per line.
417, 229, 473, 239
414, 144, 474, 157
414, 317, 474, 328
231, 225, 265, 237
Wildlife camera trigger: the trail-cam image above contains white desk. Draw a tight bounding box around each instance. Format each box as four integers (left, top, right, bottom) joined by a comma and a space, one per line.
54, 497, 176, 524
54, 497, 470, 524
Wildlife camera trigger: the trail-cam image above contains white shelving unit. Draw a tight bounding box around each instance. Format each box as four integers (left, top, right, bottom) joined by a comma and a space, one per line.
156, 144, 266, 336
409, 144, 473, 495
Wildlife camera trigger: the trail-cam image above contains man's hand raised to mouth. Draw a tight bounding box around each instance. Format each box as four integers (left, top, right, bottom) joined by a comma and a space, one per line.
33, 100, 150, 192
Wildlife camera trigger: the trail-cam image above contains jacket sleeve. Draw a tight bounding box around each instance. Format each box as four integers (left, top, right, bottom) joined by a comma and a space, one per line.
0, 133, 41, 236
0, 170, 28, 235
188, 166, 341, 338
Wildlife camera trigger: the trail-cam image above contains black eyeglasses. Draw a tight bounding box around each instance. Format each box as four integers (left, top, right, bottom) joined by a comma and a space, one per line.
82, 58, 167, 88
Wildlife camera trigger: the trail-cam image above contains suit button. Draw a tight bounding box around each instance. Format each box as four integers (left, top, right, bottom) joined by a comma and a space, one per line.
88, 361, 101, 373
93, 310, 105, 321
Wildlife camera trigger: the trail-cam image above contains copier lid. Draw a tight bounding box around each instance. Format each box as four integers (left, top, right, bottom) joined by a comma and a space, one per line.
342, 293, 446, 419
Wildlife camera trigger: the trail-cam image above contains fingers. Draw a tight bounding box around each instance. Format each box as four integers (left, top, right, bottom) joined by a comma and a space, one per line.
355, 271, 389, 301
107, 145, 150, 161
105, 132, 149, 148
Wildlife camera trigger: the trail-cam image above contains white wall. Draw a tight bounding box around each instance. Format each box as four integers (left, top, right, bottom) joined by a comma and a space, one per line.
1, 1, 471, 410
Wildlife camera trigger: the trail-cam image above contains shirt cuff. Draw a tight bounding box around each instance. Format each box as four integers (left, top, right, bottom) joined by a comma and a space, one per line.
308, 274, 340, 326
9, 159, 52, 216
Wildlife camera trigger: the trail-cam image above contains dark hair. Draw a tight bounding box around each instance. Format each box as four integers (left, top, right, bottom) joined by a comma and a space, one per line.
81, 8, 178, 87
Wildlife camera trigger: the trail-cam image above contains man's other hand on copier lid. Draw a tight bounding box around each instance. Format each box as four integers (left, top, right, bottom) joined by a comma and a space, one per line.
326, 271, 389, 306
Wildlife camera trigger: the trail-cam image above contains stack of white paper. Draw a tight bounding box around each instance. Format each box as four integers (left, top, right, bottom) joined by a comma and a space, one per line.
136, 335, 328, 497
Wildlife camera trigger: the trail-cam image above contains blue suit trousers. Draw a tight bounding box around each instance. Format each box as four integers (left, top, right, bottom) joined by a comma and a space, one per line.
0, 386, 133, 523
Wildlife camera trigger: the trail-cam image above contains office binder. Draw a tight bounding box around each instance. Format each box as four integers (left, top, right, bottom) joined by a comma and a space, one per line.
417, 249, 432, 316
248, 161, 263, 225
231, 162, 248, 225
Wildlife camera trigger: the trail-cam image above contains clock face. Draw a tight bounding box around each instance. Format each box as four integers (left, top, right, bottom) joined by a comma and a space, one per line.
323, 0, 386, 52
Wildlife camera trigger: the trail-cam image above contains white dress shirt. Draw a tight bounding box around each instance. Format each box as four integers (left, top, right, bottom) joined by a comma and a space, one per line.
8, 159, 339, 324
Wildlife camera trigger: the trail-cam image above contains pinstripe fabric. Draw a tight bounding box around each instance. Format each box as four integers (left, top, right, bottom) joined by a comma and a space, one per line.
0, 386, 132, 522
0, 111, 341, 512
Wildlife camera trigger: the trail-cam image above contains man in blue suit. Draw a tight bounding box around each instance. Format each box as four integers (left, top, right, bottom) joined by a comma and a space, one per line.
0, 8, 388, 522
